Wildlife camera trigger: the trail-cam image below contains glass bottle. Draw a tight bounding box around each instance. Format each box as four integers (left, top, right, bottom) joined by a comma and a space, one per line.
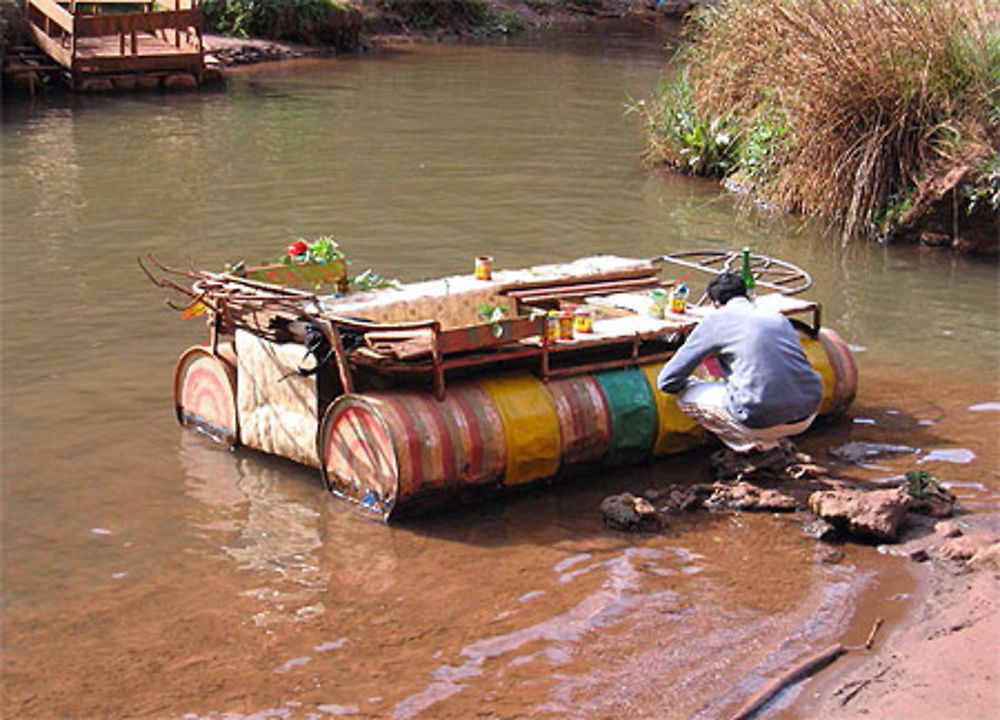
741, 247, 756, 295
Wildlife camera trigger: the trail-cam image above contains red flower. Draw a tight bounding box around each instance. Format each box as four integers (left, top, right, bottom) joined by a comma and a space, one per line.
287, 240, 308, 257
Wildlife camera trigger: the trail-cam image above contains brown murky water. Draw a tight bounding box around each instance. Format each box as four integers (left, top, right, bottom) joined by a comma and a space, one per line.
2, 24, 998, 719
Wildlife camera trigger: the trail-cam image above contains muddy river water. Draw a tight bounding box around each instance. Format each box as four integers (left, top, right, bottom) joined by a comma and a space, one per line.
2, 23, 998, 720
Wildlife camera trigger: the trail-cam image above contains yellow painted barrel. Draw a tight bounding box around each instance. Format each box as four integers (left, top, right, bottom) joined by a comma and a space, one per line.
478, 374, 562, 487
799, 327, 858, 416
639, 363, 707, 456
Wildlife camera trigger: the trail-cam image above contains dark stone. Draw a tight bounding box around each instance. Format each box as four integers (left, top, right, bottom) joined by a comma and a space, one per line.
705, 481, 799, 512
804, 517, 840, 542
600, 493, 666, 532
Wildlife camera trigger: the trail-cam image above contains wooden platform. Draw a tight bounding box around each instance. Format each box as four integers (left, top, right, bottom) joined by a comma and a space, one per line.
21, 0, 206, 90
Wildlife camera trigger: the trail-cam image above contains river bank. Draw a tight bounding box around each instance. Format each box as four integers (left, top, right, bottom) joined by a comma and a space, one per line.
788, 511, 1000, 719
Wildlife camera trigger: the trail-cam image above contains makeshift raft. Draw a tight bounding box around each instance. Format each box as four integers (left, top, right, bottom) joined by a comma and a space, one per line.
147, 250, 858, 520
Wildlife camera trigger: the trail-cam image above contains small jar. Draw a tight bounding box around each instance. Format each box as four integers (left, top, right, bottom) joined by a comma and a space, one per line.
556, 311, 574, 340
574, 307, 594, 334
544, 312, 561, 344
475, 255, 493, 281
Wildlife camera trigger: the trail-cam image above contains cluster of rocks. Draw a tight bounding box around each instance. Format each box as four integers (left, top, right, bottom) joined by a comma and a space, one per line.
206, 45, 313, 67
600, 442, 964, 547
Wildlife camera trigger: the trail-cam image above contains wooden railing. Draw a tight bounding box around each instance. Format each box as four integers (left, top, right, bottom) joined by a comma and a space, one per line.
24, 0, 203, 72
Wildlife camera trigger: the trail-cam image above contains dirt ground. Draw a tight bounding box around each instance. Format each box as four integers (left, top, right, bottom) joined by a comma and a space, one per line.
790, 511, 1000, 719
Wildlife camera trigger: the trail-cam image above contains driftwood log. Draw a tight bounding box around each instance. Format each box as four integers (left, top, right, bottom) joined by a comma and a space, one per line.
730, 643, 845, 720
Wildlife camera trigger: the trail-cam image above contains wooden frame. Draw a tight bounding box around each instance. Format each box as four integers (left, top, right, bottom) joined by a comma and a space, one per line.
24, 0, 203, 79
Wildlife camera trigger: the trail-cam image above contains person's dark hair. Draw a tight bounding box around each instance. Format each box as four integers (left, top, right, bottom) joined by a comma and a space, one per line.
706, 272, 748, 305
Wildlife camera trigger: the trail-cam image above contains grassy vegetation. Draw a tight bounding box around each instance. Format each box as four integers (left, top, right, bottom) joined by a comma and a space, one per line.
201, 0, 361, 47
375, 0, 530, 36
635, 0, 1000, 240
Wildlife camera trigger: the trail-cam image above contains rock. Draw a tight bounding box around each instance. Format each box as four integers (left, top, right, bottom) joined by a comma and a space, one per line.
804, 517, 840, 542
808, 487, 913, 542
600, 493, 665, 532
706, 481, 799, 512
935, 520, 964, 538
969, 542, 1000, 571
709, 441, 803, 482
656, 485, 711, 513
939, 533, 1000, 563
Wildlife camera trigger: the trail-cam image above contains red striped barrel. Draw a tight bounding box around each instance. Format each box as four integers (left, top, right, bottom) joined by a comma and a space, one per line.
173, 344, 238, 446
319, 382, 506, 519
546, 374, 612, 470
816, 327, 857, 415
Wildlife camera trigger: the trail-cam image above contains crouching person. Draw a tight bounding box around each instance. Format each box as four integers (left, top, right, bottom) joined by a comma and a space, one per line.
656, 272, 823, 458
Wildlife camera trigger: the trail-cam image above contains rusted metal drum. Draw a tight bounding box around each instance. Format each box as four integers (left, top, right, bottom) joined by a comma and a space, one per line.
798, 327, 858, 416
639, 363, 707, 456
173, 344, 239, 446
478, 374, 562, 487
594, 367, 659, 467
318, 382, 507, 517
546, 374, 612, 471
815, 327, 858, 415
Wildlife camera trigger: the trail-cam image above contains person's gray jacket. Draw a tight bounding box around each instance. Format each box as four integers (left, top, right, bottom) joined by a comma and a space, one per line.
657, 297, 824, 428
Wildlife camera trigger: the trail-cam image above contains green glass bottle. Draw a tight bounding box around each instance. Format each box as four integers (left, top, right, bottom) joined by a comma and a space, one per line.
740, 246, 756, 295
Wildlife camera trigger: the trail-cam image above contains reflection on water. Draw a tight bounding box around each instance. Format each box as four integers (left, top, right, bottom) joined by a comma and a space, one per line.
2, 22, 998, 720
180, 433, 329, 626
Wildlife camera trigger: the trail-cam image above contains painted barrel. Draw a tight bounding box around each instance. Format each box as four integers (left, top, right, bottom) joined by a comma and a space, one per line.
318, 381, 507, 517
812, 327, 858, 415
595, 367, 659, 467
173, 344, 239, 446
546, 374, 613, 470
639, 363, 707, 456
478, 374, 562, 487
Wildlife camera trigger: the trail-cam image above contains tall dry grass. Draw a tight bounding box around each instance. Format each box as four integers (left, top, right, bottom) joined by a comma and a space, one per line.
650, 0, 999, 237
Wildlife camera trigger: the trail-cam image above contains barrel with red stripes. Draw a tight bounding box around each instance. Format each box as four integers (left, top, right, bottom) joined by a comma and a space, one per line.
173, 344, 238, 447
546, 374, 612, 471
319, 381, 506, 517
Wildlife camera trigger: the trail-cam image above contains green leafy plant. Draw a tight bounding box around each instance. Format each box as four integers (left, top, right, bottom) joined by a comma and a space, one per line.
478, 303, 507, 338
278, 234, 345, 266
200, 0, 360, 47
628, 72, 739, 178
905, 469, 942, 498
351, 268, 400, 291
474, 8, 528, 36
962, 155, 1000, 215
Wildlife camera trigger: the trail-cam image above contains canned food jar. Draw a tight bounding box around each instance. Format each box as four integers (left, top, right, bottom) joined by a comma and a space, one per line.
557, 311, 574, 340
475, 255, 493, 281
544, 312, 561, 344
574, 307, 594, 333
648, 289, 666, 319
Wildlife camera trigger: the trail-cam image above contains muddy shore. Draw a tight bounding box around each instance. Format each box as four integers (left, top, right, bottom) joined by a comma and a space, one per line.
787, 511, 1000, 719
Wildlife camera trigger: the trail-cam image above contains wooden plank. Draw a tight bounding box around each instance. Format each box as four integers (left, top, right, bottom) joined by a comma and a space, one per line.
27, 24, 72, 69
75, 8, 201, 36
73, 52, 201, 73
28, 0, 75, 33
